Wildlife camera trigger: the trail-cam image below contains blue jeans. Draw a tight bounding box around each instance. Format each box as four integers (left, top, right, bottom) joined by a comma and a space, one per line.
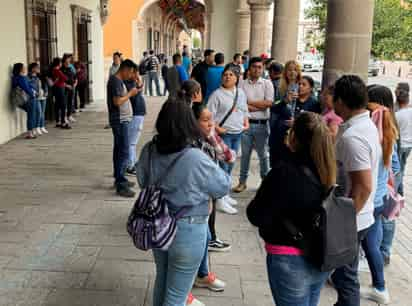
240, 123, 270, 183
331, 228, 369, 306
38, 99, 46, 128
198, 228, 211, 278
111, 121, 130, 189
153, 217, 208, 306
128, 115, 144, 169
32, 99, 42, 129
220, 132, 242, 175
143, 74, 149, 95
23, 98, 37, 131
362, 206, 385, 291
398, 147, 411, 195
148, 71, 161, 96
266, 254, 329, 306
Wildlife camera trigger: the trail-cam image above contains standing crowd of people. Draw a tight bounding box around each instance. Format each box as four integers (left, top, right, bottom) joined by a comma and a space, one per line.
11, 53, 89, 139
122, 46, 412, 306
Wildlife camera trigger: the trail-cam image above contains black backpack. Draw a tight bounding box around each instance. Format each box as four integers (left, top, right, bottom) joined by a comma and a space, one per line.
139, 58, 150, 75
283, 167, 358, 272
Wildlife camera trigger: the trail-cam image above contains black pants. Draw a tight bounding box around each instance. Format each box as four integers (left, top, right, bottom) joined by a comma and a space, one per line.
208, 200, 217, 241
331, 228, 369, 306
66, 89, 74, 116
77, 82, 87, 109
53, 86, 66, 124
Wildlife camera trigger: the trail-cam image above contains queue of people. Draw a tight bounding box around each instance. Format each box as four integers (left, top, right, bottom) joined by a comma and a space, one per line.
11, 54, 89, 139
127, 46, 412, 306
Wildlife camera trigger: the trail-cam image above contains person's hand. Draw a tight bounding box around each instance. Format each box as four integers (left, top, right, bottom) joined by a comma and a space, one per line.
286, 90, 299, 103
128, 87, 139, 97
66, 85, 73, 90
285, 118, 294, 128
215, 126, 227, 135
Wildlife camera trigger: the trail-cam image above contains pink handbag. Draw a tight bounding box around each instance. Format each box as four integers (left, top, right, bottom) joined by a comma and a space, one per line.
383, 172, 405, 221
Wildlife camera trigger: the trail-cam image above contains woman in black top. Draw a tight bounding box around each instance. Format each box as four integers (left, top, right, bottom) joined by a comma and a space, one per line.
247, 112, 336, 306
269, 76, 321, 166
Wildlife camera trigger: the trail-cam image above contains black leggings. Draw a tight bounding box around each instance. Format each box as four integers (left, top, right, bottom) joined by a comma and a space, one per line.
77, 82, 87, 109
66, 89, 74, 116
208, 200, 217, 241
53, 87, 66, 124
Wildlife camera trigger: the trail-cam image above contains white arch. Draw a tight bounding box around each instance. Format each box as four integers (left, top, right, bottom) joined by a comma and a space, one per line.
137, 0, 208, 21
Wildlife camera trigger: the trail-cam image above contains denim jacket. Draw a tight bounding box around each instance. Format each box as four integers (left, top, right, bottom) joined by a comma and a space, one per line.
136, 142, 231, 217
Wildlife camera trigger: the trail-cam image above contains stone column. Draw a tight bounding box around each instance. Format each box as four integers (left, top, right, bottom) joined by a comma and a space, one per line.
271, 0, 300, 63
247, 0, 272, 57
236, 0, 251, 53
322, 0, 375, 86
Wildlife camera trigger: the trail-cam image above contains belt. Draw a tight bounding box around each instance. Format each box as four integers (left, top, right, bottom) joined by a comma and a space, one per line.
178, 216, 209, 224
249, 119, 268, 125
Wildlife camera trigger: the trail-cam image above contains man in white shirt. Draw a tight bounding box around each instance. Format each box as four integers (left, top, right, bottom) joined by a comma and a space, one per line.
331, 75, 381, 306
395, 89, 411, 195
233, 57, 274, 193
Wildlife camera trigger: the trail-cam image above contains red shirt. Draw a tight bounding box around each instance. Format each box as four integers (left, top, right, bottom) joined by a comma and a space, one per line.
52, 67, 68, 88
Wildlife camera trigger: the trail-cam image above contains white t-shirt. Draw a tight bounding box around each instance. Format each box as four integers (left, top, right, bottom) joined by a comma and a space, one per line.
396, 107, 412, 148
336, 111, 382, 231
240, 78, 274, 120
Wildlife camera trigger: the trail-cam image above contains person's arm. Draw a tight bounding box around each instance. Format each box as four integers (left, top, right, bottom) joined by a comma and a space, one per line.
328, 122, 339, 139
113, 89, 138, 107
17, 77, 35, 98
349, 170, 372, 213
243, 117, 250, 131
248, 100, 272, 110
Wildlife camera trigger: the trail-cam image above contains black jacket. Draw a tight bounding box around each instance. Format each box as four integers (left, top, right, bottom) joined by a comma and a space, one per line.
247, 151, 325, 248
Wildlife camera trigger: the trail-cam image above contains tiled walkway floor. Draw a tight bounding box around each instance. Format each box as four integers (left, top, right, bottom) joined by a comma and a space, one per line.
0, 97, 411, 305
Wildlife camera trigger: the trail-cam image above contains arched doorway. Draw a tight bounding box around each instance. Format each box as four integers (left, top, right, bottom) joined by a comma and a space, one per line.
132, 0, 209, 61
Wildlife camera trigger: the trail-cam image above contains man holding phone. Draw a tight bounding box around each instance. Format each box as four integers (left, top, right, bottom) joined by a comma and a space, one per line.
107, 59, 140, 197
124, 68, 146, 177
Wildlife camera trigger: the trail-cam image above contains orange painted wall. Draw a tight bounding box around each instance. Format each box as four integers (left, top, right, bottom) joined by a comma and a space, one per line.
104, 0, 145, 58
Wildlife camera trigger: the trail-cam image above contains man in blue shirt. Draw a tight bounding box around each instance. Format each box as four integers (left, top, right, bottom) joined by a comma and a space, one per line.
205, 53, 225, 103
166, 53, 188, 98
182, 51, 192, 75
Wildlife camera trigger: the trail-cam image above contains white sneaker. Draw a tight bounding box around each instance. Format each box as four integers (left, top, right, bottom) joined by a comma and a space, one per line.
69, 116, 76, 123
41, 127, 48, 134
195, 273, 226, 292
223, 195, 238, 206
361, 286, 390, 304
186, 293, 205, 306
36, 128, 43, 135
216, 198, 238, 215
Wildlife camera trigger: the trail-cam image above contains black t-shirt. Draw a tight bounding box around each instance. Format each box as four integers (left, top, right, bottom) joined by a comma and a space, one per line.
191, 61, 209, 97
107, 75, 132, 125
124, 80, 146, 116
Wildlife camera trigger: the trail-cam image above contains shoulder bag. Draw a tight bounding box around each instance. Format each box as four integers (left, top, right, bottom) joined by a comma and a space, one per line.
219, 88, 239, 128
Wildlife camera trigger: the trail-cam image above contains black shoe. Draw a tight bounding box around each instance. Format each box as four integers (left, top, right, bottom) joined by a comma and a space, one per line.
55, 123, 62, 128
117, 187, 136, 198
126, 167, 137, 176
384, 256, 390, 266
113, 180, 136, 189
208, 239, 231, 252
61, 124, 72, 129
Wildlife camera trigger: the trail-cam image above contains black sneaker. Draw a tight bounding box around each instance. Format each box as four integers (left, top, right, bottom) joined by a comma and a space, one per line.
61, 124, 72, 129
126, 167, 137, 176
113, 181, 136, 189
384, 256, 390, 266
116, 187, 136, 198
208, 239, 231, 252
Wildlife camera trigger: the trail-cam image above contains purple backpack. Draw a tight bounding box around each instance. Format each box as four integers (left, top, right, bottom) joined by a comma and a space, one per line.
127, 146, 190, 251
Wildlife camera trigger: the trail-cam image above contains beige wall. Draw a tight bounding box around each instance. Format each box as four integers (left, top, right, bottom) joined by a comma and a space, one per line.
209, 0, 238, 61
0, 0, 105, 144
0, 1, 28, 144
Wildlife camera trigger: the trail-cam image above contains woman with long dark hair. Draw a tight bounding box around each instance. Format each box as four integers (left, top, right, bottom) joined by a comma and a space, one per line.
136, 98, 230, 306
11, 63, 37, 139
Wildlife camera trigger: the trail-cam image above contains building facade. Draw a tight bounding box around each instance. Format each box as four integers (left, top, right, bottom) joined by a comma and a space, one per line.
0, 0, 105, 144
